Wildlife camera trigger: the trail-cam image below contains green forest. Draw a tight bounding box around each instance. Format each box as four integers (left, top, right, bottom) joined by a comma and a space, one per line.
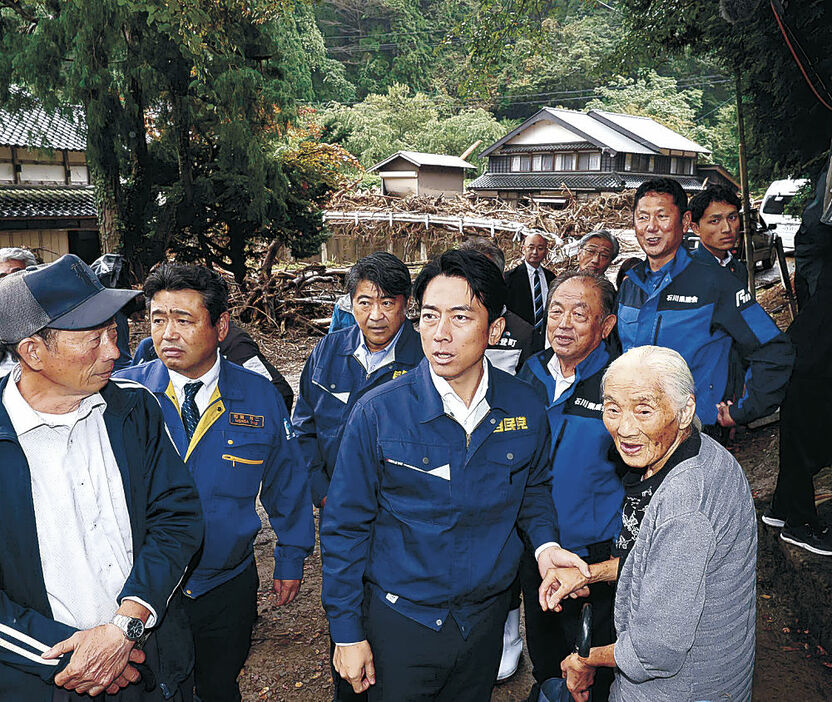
1, 0, 830, 277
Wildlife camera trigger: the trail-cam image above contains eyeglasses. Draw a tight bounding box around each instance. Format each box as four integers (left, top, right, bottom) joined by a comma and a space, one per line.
579, 246, 612, 261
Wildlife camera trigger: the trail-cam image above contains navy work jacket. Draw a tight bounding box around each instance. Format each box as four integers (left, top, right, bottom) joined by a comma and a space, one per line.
617, 247, 794, 426
0, 377, 203, 701
116, 357, 313, 597
292, 321, 424, 506
518, 344, 623, 556
691, 244, 749, 285
320, 359, 557, 644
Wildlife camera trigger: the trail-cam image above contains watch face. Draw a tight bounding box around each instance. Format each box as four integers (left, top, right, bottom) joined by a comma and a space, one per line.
125, 619, 144, 640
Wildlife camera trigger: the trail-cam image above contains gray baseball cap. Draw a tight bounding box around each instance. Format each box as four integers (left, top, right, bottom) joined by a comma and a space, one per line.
0, 254, 140, 344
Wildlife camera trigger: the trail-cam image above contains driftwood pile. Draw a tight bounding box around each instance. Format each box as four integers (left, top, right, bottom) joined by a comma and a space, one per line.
230, 189, 637, 334
324, 189, 635, 256
230, 265, 349, 336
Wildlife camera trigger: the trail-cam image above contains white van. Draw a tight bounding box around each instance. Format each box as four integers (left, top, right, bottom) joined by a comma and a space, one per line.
759, 178, 809, 252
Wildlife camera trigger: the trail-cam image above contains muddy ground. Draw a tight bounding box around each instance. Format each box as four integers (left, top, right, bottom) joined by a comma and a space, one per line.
130, 283, 831, 701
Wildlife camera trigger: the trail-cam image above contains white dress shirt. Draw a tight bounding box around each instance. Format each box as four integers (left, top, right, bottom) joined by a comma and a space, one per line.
524, 260, 549, 315
546, 353, 577, 403
3, 371, 156, 629
429, 358, 490, 435
168, 350, 222, 415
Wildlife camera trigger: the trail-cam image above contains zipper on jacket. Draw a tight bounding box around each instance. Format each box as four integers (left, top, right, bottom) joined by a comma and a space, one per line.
652, 314, 662, 344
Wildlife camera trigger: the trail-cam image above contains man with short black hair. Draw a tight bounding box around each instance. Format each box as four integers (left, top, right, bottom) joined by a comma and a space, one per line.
321, 249, 588, 701
0, 254, 203, 701
293, 250, 423, 701
116, 264, 313, 702
617, 177, 793, 432
506, 233, 556, 352
688, 186, 747, 284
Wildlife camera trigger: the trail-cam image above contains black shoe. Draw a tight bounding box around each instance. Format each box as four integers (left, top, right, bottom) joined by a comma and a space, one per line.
780, 522, 832, 556
761, 505, 786, 528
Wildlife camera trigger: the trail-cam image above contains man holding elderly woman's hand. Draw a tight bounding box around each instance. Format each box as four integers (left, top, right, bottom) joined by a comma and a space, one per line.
540, 345, 757, 702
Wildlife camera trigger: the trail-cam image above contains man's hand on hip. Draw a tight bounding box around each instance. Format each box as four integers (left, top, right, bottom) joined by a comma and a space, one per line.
273, 578, 301, 605
43, 624, 136, 696
333, 640, 375, 694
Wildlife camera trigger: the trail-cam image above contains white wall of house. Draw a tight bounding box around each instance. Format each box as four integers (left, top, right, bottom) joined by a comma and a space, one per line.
506, 121, 578, 145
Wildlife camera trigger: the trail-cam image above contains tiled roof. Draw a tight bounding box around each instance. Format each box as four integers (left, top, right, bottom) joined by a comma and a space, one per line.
370, 150, 475, 172
498, 142, 596, 154
468, 173, 623, 191
0, 104, 86, 151
0, 186, 96, 219
618, 174, 705, 191
468, 172, 704, 192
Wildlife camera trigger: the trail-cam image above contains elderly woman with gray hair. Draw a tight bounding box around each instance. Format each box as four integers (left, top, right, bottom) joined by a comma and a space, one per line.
539, 345, 757, 702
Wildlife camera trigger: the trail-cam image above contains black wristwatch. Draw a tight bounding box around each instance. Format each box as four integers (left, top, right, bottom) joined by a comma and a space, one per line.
110, 614, 145, 642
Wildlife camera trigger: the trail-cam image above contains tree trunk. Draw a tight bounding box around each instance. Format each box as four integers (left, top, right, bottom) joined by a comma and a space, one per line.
90, 165, 122, 254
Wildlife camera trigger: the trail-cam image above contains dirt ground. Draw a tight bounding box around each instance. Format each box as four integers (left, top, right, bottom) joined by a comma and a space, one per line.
129, 285, 831, 701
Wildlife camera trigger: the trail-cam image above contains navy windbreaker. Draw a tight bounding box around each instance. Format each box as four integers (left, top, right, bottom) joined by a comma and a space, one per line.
617, 247, 794, 426
518, 344, 623, 556
320, 359, 557, 643
292, 322, 424, 506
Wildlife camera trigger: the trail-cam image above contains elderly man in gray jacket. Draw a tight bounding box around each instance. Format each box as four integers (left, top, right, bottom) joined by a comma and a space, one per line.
539, 345, 757, 702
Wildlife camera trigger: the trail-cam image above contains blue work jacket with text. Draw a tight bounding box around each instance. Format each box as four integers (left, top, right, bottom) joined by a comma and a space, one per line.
617, 247, 794, 426
116, 357, 313, 597
518, 344, 623, 556
292, 321, 424, 506
320, 359, 557, 644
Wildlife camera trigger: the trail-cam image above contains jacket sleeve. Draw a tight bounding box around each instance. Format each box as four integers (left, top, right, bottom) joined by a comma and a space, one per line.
117, 393, 204, 624
319, 402, 379, 644
291, 349, 330, 506
713, 280, 795, 424
614, 511, 715, 683
260, 398, 314, 581
0, 591, 76, 682
222, 328, 295, 411
516, 405, 557, 551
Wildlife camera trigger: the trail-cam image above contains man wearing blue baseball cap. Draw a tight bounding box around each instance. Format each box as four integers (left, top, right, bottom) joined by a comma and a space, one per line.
0, 254, 203, 701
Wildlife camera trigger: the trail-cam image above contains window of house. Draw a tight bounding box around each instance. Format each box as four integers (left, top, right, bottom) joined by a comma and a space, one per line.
541, 154, 554, 171
577, 152, 601, 170
624, 154, 633, 172
670, 157, 679, 174
519, 155, 531, 171
648, 156, 655, 172
532, 155, 543, 171
511, 156, 522, 172
556, 153, 575, 171
686, 159, 695, 175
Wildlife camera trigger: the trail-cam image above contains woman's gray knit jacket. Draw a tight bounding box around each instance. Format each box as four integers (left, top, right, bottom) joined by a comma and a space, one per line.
612, 434, 757, 702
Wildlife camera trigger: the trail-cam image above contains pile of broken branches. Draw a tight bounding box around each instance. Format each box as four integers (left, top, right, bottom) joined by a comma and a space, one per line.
229, 265, 348, 336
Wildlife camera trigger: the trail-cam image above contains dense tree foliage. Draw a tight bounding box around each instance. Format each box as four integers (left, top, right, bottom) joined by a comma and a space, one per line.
0, 0, 351, 282
318, 84, 511, 173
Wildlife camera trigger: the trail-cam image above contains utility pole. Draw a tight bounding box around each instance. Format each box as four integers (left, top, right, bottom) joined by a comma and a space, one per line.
736, 72, 756, 298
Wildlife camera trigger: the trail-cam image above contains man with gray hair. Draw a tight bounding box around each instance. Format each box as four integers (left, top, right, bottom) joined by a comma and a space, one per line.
516, 270, 621, 700
0, 254, 203, 701
539, 345, 757, 702
0, 246, 37, 277
576, 230, 618, 277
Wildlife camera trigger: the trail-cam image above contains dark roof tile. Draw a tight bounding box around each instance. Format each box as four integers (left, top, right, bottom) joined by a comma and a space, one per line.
0, 186, 96, 219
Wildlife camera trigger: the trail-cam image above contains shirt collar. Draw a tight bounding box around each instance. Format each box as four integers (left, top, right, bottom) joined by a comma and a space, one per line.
719, 250, 734, 267
168, 349, 222, 396
524, 260, 541, 278
353, 323, 404, 372
2, 366, 106, 436
429, 357, 489, 410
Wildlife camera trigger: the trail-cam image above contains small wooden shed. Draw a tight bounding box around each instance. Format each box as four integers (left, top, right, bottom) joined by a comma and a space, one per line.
369, 151, 475, 197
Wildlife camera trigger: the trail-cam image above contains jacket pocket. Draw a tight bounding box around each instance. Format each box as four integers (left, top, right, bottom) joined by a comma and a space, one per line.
378, 440, 452, 525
